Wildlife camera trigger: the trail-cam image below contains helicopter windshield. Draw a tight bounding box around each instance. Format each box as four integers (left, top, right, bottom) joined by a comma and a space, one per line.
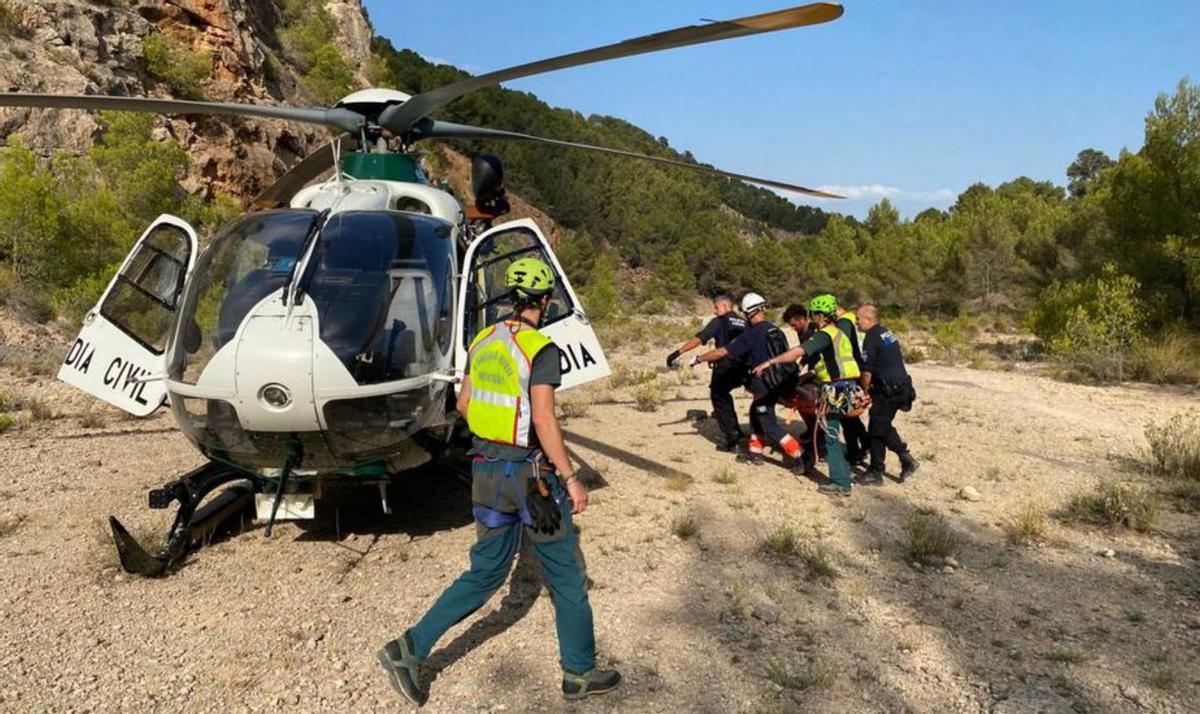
170, 209, 320, 383
300, 210, 454, 385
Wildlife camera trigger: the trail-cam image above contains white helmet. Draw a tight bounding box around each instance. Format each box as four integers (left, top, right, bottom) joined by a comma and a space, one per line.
740, 292, 767, 315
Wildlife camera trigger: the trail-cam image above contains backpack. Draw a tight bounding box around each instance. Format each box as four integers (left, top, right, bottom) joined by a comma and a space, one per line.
759, 323, 799, 393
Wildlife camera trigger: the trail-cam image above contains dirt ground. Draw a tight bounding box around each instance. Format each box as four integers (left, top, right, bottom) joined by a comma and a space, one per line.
2, 315, 1199, 713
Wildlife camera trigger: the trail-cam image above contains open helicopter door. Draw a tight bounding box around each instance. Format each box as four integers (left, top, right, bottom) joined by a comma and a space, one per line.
58, 215, 197, 417
456, 218, 610, 390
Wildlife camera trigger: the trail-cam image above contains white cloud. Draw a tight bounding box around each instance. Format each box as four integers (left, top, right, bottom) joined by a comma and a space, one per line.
811, 184, 956, 202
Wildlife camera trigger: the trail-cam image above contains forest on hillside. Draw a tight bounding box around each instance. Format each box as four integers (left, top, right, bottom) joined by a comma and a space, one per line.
0, 0, 1197, 383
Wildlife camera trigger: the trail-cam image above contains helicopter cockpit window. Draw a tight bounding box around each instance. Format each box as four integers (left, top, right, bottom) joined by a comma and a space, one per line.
301, 210, 453, 385
99, 224, 191, 355
462, 227, 573, 350
170, 209, 319, 383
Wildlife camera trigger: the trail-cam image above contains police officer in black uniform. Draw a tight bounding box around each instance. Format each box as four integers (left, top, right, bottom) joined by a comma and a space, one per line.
856, 304, 920, 484
782, 303, 824, 475
667, 294, 747, 451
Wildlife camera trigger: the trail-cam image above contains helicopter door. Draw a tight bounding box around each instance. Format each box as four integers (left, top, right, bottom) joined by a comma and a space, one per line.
457, 218, 610, 391
58, 215, 198, 417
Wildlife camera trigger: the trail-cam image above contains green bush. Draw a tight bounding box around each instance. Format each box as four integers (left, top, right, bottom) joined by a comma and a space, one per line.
305, 44, 356, 105
1145, 411, 1200, 481
143, 34, 211, 99
1029, 265, 1143, 381
1059, 481, 1158, 532
0, 414, 13, 433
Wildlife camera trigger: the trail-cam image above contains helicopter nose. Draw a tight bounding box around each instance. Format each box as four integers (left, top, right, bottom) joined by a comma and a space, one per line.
232, 311, 320, 432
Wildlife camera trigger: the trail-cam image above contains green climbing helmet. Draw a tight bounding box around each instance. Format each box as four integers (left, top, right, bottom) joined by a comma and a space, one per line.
506, 257, 556, 299
808, 293, 839, 316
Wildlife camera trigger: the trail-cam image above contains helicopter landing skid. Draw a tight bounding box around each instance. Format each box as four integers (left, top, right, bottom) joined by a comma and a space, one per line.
109, 461, 256, 577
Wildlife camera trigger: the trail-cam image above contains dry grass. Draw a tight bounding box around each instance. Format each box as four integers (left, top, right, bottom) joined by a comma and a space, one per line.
1145, 410, 1200, 481
670, 513, 698, 540
608, 363, 658, 389
758, 525, 800, 557
1044, 646, 1087, 664
79, 407, 106, 429
0, 512, 26, 538
756, 525, 837, 578
904, 508, 957, 563
633, 383, 663, 412
1131, 330, 1200, 385
665, 472, 693, 492
1005, 502, 1048, 545
0, 414, 13, 434
1058, 481, 1158, 533
711, 467, 737, 485
557, 397, 590, 420
764, 659, 833, 691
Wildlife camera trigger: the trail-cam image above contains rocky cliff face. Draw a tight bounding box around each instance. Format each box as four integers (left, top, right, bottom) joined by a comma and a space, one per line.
0, 0, 374, 200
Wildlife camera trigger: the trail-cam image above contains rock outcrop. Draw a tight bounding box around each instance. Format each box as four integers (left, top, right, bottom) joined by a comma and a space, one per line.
0, 0, 375, 201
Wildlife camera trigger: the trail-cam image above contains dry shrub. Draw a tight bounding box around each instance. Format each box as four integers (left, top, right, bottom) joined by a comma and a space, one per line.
633, 383, 662, 412
1145, 410, 1200, 481
608, 363, 657, 389
0, 512, 26, 538
1131, 330, 1200, 385
764, 659, 833, 691
904, 345, 927, 364
904, 508, 957, 563
665, 471, 692, 492
1005, 502, 1048, 545
0, 414, 13, 434
758, 525, 800, 557
557, 396, 590, 421
79, 406, 106, 429
670, 513, 698, 539
1059, 481, 1158, 532
711, 467, 737, 485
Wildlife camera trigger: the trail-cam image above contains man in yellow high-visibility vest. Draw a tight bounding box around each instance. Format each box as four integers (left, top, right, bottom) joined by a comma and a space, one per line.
377, 258, 620, 704
752, 294, 866, 497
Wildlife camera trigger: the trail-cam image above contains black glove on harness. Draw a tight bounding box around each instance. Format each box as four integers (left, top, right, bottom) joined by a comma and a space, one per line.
525, 472, 562, 535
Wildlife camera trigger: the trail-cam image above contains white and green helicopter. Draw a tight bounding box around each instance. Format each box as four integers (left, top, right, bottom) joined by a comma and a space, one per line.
0, 3, 843, 575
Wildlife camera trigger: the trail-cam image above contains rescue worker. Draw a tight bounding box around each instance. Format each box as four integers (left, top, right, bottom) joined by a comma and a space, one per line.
752, 294, 864, 497
781, 304, 823, 476
833, 298, 870, 467
666, 294, 748, 451
695, 293, 800, 465
856, 304, 920, 484
377, 258, 620, 704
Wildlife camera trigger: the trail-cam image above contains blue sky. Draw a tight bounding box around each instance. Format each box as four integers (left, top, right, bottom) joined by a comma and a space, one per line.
364, 1, 1199, 218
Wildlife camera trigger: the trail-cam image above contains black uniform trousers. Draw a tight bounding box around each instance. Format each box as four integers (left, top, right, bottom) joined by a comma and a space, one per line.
867, 387, 909, 469
842, 414, 868, 463
710, 359, 747, 442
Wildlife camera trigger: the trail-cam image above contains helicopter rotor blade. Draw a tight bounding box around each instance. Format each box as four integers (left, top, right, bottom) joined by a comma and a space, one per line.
0, 93, 366, 133
415, 120, 843, 199
251, 133, 361, 208
379, 2, 844, 135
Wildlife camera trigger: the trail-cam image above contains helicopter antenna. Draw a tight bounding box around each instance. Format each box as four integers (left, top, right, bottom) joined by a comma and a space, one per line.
331, 135, 343, 187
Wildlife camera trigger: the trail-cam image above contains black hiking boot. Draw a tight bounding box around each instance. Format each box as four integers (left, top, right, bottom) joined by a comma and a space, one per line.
859, 466, 885, 486
898, 452, 921, 483
817, 482, 851, 498
793, 459, 821, 480
562, 668, 622, 700
376, 631, 424, 706
715, 437, 739, 453
736, 451, 763, 466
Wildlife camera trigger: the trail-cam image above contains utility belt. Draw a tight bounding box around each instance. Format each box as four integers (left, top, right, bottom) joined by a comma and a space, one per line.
871, 376, 916, 410
471, 451, 564, 534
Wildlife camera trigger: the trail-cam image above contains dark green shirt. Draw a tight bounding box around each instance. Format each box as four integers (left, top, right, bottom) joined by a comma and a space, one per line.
469, 342, 562, 461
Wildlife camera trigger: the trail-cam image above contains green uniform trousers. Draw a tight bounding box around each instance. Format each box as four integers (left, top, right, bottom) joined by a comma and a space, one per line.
825, 418, 852, 488
408, 458, 596, 674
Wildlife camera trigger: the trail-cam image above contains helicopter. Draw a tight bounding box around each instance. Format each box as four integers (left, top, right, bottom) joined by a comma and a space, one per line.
0, 2, 845, 576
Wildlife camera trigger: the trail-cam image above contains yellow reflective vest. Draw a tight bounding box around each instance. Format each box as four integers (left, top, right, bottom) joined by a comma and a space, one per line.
465, 322, 553, 447
812, 323, 862, 383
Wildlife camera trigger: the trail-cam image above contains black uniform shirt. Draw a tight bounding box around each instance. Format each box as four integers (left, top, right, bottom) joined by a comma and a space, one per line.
861, 323, 909, 383
696, 313, 747, 349
726, 320, 776, 366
